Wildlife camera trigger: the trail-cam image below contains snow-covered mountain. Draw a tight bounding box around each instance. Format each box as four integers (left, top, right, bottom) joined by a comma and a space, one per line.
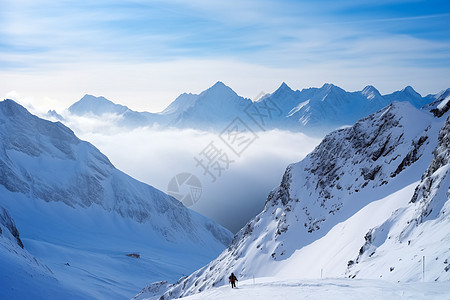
66, 83, 252, 130
162, 81, 252, 130
257, 83, 444, 134
0, 99, 232, 299
68, 94, 163, 128
0, 205, 86, 299
384, 86, 425, 108
145, 95, 449, 299
149, 277, 450, 300
348, 103, 450, 281
59, 83, 447, 135
69, 94, 129, 115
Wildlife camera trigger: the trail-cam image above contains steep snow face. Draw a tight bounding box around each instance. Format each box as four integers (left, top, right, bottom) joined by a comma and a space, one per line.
1, 99, 169, 224
0, 205, 87, 300
154, 101, 447, 299
0, 99, 232, 299
0, 98, 233, 243
256, 83, 433, 134
348, 115, 450, 281
384, 86, 424, 108
259, 82, 303, 113
361, 85, 382, 100
169, 81, 252, 129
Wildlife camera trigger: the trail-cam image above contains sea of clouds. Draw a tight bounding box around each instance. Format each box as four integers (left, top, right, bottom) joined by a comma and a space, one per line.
51, 112, 322, 233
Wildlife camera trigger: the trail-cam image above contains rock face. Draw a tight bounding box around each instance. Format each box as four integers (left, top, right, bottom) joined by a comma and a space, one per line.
68, 94, 161, 128
348, 115, 450, 281
0, 205, 83, 300
0, 206, 24, 249
151, 99, 449, 299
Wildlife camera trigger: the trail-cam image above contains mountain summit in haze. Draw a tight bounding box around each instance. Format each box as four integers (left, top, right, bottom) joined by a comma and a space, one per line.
69, 94, 129, 115
59, 82, 447, 135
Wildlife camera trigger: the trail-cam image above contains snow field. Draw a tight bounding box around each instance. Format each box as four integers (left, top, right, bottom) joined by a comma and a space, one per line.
179, 277, 450, 300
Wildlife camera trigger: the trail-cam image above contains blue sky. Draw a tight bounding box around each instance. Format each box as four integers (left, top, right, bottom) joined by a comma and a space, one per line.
1, 0, 449, 111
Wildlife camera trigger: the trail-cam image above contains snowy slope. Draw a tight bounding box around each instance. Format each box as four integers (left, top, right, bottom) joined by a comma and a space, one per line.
0, 99, 232, 299
165, 81, 252, 130
347, 115, 450, 281
149, 100, 448, 299
384, 86, 425, 108
161, 93, 200, 116
177, 277, 450, 300
0, 205, 89, 300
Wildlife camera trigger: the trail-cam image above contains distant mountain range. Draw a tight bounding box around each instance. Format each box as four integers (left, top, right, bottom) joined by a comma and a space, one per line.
61, 82, 449, 134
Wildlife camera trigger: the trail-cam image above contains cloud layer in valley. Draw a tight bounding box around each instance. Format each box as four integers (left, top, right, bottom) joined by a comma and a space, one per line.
61, 113, 321, 233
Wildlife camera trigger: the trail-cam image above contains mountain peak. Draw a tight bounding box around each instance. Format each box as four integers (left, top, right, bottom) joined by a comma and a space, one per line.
76, 94, 122, 108
319, 83, 347, 96
273, 82, 294, 95
279, 82, 290, 89
207, 81, 234, 93
402, 85, 415, 92
202, 81, 238, 98
69, 94, 128, 116
321, 83, 337, 89
319, 83, 347, 95
80, 94, 108, 101
401, 86, 420, 97
362, 85, 378, 92
0, 99, 31, 118
361, 85, 382, 100
212, 81, 226, 88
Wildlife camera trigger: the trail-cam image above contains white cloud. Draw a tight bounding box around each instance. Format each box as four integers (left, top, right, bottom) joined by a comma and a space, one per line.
63, 115, 321, 233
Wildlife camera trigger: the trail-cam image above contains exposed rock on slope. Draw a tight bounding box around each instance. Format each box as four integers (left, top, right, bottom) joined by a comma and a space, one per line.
348, 115, 450, 281
151, 101, 447, 299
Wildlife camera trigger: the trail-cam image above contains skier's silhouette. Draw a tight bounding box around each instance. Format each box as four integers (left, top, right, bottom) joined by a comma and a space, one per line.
229, 273, 238, 288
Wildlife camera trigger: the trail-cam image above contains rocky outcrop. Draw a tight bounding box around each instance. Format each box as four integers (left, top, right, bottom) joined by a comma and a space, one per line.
347, 114, 449, 281
0, 206, 24, 249
152, 101, 442, 299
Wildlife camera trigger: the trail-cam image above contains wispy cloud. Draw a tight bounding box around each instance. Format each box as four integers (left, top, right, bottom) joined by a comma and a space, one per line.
1, 0, 449, 111
2, 0, 448, 65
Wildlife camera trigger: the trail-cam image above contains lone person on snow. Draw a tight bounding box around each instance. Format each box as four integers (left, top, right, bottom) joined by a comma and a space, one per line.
229, 273, 238, 288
